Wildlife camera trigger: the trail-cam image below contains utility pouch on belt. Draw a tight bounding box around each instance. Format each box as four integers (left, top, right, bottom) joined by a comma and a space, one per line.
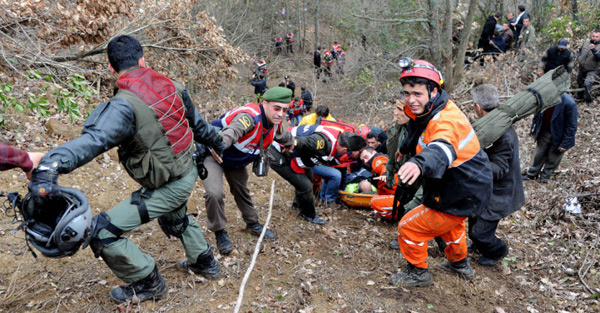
252, 133, 269, 177
193, 143, 209, 180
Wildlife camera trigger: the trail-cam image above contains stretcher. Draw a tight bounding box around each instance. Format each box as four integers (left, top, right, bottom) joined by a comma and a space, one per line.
338, 190, 376, 208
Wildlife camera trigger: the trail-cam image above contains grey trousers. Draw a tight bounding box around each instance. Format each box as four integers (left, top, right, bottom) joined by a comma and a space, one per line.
202, 155, 259, 232
96, 167, 209, 282
527, 130, 565, 180
576, 69, 598, 103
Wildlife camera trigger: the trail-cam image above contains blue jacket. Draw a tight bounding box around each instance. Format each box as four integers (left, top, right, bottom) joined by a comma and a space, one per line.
530, 93, 578, 151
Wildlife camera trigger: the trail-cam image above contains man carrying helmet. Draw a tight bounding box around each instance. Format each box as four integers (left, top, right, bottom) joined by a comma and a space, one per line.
390, 58, 492, 287
27, 35, 226, 303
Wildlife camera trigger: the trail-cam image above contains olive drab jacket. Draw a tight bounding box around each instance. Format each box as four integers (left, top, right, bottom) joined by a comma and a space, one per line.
37, 67, 223, 189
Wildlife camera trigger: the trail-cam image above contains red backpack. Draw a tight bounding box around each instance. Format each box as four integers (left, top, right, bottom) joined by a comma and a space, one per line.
316, 117, 356, 133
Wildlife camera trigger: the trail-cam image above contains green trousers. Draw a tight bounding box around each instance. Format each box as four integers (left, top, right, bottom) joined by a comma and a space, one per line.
96, 166, 208, 282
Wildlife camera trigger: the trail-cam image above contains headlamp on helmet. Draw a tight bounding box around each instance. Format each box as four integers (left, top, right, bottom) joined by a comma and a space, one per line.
398, 58, 445, 88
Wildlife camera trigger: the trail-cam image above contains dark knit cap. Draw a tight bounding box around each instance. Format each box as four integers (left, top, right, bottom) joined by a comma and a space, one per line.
339, 132, 367, 151
263, 87, 292, 103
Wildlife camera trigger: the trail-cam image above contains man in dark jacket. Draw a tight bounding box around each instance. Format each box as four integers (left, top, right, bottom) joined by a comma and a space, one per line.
314, 47, 322, 78
470, 84, 525, 266
250, 74, 267, 102
576, 29, 600, 105
478, 12, 502, 53
512, 5, 531, 44
523, 93, 578, 183
27, 35, 225, 303
300, 86, 313, 112
538, 39, 573, 77
284, 75, 296, 98
268, 126, 366, 225
501, 22, 514, 50
390, 59, 492, 287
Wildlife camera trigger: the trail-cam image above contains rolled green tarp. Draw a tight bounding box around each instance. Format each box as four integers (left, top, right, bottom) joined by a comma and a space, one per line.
472, 66, 571, 148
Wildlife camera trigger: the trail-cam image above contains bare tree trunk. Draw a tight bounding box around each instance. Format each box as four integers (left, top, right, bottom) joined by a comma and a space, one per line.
442, 0, 455, 90
314, 0, 320, 50
302, 0, 307, 53
297, 0, 302, 53
452, 0, 477, 87
285, 0, 290, 33
428, 0, 442, 66
571, 0, 579, 23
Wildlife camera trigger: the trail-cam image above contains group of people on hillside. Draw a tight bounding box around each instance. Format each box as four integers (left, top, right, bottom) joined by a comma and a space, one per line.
314, 42, 346, 80
4, 34, 364, 304
1, 17, 595, 304
477, 4, 536, 57
274, 32, 294, 55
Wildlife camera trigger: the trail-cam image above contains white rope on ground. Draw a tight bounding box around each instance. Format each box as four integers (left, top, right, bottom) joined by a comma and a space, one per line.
233, 180, 275, 313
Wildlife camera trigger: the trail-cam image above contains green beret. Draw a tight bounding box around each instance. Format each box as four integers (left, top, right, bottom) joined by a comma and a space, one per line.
263, 87, 292, 103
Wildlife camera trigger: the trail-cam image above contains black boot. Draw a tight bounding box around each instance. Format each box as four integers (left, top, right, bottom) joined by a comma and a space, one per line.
389, 237, 400, 250
215, 229, 233, 255
440, 258, 474, 280
390, 263, 432, 287
434, 236, 447, 253
177, 245, 221, 279
109, 265, 167, 303
246, 222, 277, 239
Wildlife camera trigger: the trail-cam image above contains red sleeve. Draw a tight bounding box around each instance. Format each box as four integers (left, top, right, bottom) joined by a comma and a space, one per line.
0, 143, 33, 172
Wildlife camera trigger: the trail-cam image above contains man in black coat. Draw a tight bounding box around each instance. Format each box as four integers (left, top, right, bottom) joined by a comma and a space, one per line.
470, 84, 525, 266
250, 74, 267, 102
284, 75, 296, 98
538, 38, 573, 77
301, 86, 313, 112
478, 12, 502, 53
512, 5, 531, 45
314, 47, 322, 78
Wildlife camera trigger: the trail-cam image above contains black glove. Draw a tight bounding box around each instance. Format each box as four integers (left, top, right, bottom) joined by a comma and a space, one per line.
211, 139, 226, 159
28, 166, 59, 198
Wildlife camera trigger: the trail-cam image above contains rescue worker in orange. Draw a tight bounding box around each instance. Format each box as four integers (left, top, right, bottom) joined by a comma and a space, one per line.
358, 147, 396, 195
390, 59, 492, 287
358, 147, 400, 220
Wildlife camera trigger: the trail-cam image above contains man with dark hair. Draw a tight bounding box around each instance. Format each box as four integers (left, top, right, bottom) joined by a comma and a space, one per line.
250, 73, 267, 102
203, 87, 295, 255
366, 131, 387, 154
478, 12, 502, 54
517, 17, 536, 51
512, 5, 531, 42
470, 84, 524, 266
538, 39, 573, 77
300, 86, 313, 112
523, 93, 578, 183
314, 47, 322, 78
268, 126, 366, 224
390, 59, 492, 287
501, 22, 514, 50
506, 12, 516, 30
27, 35, 225, 303
284, 75, 296, 98
299, 104, 335, 126
576, 29, 600, 105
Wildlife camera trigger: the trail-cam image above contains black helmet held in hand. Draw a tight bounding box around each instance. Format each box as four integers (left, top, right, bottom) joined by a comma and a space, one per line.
20, 187, 92, 258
